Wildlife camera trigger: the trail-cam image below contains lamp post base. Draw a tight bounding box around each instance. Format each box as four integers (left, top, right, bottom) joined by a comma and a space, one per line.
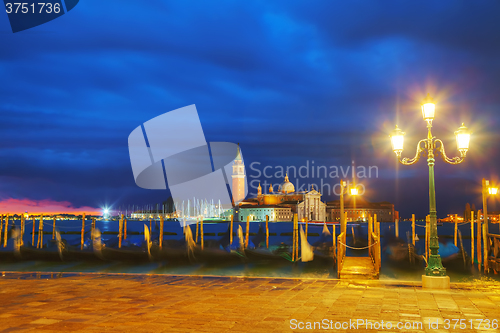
422, 275, 450, 289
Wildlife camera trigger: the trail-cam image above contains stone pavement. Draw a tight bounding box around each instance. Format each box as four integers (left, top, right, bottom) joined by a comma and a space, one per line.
1, 273, 500, 332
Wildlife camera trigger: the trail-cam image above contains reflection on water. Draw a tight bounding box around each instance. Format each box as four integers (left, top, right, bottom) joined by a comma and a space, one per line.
1, 219, 499, 282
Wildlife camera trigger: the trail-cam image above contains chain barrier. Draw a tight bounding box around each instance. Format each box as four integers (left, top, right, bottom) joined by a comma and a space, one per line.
338, 240, 379, 250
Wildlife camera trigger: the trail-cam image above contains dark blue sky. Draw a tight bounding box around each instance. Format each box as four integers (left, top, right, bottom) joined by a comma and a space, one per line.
1, 1, 500, 217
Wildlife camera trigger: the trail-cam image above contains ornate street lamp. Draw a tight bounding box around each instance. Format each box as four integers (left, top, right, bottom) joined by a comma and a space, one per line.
390, 93, 471, 284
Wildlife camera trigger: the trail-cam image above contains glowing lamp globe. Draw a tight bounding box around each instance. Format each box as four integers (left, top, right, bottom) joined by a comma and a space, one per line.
489, 187, 498, 195
390, 125, 405, 154
454, 123, 471, 152
421, 93, 435, 122
350, 188, 359, 196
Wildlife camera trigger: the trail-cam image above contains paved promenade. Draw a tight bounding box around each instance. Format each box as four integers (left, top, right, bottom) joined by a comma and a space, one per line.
1, 273, 500, 332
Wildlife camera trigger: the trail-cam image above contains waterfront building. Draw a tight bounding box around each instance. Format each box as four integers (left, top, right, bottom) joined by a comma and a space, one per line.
327, 198, 395, 222
236, 174, 327, 222
232, 145, 246, 204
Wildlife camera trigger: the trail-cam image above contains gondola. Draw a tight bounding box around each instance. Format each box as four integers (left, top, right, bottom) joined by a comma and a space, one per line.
192, 225, 244, 264
15, 230, 64, 261
439, 237, 471, 272
94, 226, 150, 262
60, 230, 102, 261
0, 227, 20, 262
148, 222, 194, 263
311, 223, 334, 263
383, 236, 424, 270
244, 225, 293, 263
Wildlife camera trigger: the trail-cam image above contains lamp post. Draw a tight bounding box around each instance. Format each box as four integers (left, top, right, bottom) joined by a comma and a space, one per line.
482, 178, 498, 232
339, 179, 361, 242
390, 94, 471, 282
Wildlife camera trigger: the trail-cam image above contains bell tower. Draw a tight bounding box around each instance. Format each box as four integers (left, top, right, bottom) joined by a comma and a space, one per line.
232, 144, 246, 204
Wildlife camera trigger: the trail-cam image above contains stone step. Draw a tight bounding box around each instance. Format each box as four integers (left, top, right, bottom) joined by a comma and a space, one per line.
339, 256, 378, 280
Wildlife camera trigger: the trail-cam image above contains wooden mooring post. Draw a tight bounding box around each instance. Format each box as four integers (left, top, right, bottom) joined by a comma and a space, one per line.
200, 216, 204, 250
412, 214, 415, 246
265, 215, 269, 249
32, 216, 35, 246
483, 223, 488, 274
305, 217, 308, 241
81, 213, 85, 250
3, 214, 8, 248
196, 216, 199, 243
91, 217, 96, 241
37, 214, 43, 249
20, 215, 25, 246
454, 214, 458, 247
478, 209, 482, 270
293, 213, 299, 261
52, 216, 56, 240
245, 215, 250, 249
230, 215, 234, 245
368, 215, 373, 257
471, 211, 475, 265
159, 215, 164, 249
332, 222, 336, 258
118, 214, 123, 249
395, 218, 399, 238
123, 217, 127, 240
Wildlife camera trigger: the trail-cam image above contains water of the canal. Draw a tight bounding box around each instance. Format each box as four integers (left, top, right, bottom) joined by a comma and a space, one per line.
0, 219, 498, 283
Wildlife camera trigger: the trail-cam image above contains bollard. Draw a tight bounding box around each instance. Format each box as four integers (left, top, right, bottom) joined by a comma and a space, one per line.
412, 214, 416, 246
245, 215, 250, 249
265, 215, 269, 249
471, 211, 475, 265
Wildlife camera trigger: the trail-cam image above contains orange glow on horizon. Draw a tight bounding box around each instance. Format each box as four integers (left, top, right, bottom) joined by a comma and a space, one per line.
0, 198, 102, 215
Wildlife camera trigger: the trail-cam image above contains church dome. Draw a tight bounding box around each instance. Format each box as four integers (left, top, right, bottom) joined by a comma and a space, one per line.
280, 174, 295, 194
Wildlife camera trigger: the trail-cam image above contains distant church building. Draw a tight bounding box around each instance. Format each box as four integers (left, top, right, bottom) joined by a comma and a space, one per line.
231, 145, 246, 204
235, 173, 326, 222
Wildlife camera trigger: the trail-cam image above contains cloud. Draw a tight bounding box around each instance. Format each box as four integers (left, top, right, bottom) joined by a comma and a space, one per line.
0, 198, 101, 215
